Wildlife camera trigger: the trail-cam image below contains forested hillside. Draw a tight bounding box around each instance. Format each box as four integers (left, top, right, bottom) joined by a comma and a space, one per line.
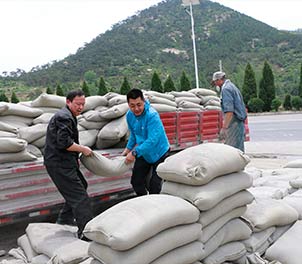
2, 0, 302, 99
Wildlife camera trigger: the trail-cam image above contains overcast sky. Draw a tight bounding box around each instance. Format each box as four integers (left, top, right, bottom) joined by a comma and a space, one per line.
0, 0, 301, 75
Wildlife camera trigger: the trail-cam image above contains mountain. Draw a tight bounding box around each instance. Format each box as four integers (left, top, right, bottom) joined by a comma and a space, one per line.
5, 0, 302, 96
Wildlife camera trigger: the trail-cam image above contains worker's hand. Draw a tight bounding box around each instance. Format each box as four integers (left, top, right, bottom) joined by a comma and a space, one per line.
121, 148, 130, 156
219, 128, 227, 141
81, 146, 92, 156
124, 151, 135, 164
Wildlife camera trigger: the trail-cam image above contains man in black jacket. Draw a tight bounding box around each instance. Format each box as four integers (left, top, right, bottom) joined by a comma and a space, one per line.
44, 89, 93, 240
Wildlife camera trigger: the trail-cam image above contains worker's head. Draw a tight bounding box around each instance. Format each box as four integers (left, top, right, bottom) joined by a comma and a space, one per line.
127, 88, 145, 116
212, 71, 226, 88
66, 89, 85, 116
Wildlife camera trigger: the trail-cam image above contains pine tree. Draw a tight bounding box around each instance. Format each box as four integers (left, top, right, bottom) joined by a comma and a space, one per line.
151, 72, 163, 92
0, 92, 9, 102
82, 81, 90, 97
46, 87, 53, 94
258, 61, 276, 112
120, 77, 131, 95
163, 75, 176, 92
11, 91, 19, 103
98, 77, 108, 96
283, 94, 292, 110
299, 63, 302, 98
180, 71, 191, 91
56, 84, 64, 96
242, 63, 257, 107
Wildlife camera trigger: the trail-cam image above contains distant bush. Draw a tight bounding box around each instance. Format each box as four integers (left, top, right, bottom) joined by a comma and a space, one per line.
283, 94, 292, 110
248, 97, 264, 113
271, 98, 282, 112
291, 96, 302, 110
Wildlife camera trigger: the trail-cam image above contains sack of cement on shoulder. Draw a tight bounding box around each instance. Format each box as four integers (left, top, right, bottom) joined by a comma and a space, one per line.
157, 143, 250, 186
80, 151, 131, 177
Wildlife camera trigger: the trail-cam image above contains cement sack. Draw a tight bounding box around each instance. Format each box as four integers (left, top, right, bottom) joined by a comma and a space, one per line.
200, 207, 247, 243
265, 220, 302, 264
150, 103, 177, 112
205, 105, 221, 111
175, 96, 201, 105
0, 131, 17, 137
31, 254, 50, 264
83, 96, 108, 112
189, 88, 217, 97
170, 91, 197, 98
242, 199, 299, 232
242, 227, 275, 253
108, 95, 127, 107
79, 258, 102, 264
31, 136, 46, 149
99, 103, 128, 119
78, 117, 107, 130
150, 241, 205, 264
94, 105, 108, 112
25, 223, 78, 257
177, 100, 204, 109
147, 95, 177, 107
199, 95, 220, 105
32, 106, 61, 114
33, 113, 54, 124
253, 175, 296, 189
98, 115, 128, 140
104, 92, 119, 100
0, 138, 27, 153
289, 176, 302, 188
143, 90, 175, 101
79, 130, 98, 147
283, 159, 302, 168
7, 248, 27, 263
95, 137, 120, 149
178, 107, 205, 112
82, 111, 106, 122
202, 241, 246, 264
48, 240, 90, 264
17, 234, 37, 262
80, 151, 131, 177
248, 186, 286, 200
83, 194, 200, 250
157, 143, 250, 186
202, 218, 252, 259
31, 93, 66, 108
162, 171, 253, 211
17, 123, 48, 143
0, 121, 18, 133
27, 144, 43, 157
283, 188, 302, 219
0, 115, 33, 127
0, 102, 43, 118
199, 190, 254, 227
204, 100, 221, 107
268, 224, 292, 244
261, 167, 302, 178
88, 223, 201, 264
0, 149, 37, 163
0, 102, 8, 113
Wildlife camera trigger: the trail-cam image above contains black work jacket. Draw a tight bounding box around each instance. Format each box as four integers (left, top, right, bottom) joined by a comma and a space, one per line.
44, 106, 79, 168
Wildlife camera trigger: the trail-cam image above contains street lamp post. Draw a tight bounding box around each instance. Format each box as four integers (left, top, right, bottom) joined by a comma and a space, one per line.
182, 0, 200, 89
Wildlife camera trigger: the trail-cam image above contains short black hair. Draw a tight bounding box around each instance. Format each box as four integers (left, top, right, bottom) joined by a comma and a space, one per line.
66, 89, 85, 102
126, 88, 144, 102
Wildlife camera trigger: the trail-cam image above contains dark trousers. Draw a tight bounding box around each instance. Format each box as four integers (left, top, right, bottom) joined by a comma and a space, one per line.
131, 151, 169, 196
45, 165, 93, 237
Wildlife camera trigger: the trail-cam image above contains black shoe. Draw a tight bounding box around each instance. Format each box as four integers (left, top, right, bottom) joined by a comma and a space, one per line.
79, 234, 92, 242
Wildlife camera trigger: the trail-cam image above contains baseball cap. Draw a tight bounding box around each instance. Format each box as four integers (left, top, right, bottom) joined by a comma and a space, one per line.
212, 71, 226, 81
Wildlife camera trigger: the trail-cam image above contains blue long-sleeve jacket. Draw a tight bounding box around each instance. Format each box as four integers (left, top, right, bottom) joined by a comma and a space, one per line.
126, 100, 170, 163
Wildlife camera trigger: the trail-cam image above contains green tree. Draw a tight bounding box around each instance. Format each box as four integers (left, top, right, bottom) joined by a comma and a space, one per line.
292, 96, 302, 110
271, 98, 281, 112
11, 91, 19, 103
56, 84, 64, 96
120, 76, 131, 95
163, 75, 175, 92
46, 87, 53, 94
82, 80, 90, 97
242, 63, 257, 107
283, 94, 292, 110
98, 77, 108, 96
0, 92, 9, 102
84, 70, 97, 84
247, 97, 264, 113
180, 71, 191, 91
258, 61, 276, 112
299, 63, 302, 98
151, 72, 163, 92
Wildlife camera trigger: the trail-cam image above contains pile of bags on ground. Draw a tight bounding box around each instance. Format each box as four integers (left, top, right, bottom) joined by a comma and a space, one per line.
0, 88, 220, 164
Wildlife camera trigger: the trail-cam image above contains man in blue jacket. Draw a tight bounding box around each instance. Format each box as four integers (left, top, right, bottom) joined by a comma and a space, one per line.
122, 88, 170, 196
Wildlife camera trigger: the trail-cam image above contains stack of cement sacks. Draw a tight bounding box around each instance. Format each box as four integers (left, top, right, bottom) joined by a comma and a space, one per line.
157, 142, 254, 264
82, 194, 204, 264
